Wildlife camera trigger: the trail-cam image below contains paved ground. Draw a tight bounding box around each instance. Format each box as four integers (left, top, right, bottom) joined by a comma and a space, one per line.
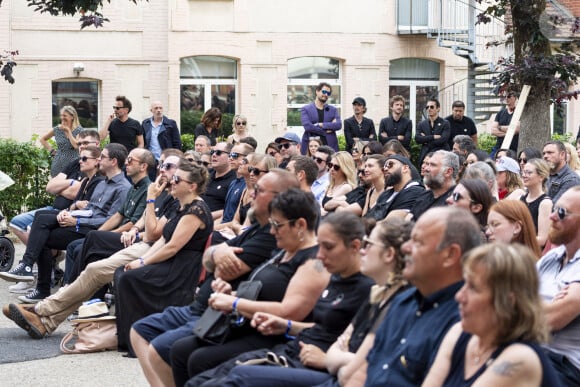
0, 240, 147, 386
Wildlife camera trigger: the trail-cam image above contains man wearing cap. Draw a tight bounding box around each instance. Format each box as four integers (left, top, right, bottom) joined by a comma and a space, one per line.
378, 95, 413, 153
415, 98, 451, 166
490, 91, 520, 156
343, 97, 376, 153
300, 82, 342, 153
543, 140, 580, 204
367, 155, 425, 221
274, 132, 301, 170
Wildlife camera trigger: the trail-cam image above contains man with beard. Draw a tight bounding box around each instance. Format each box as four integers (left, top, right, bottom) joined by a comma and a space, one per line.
537, 186, 580, 385
365, 155, 424, 221
300, 82, 342, 153
409, 150, 458, 221
543, 140, 580, 204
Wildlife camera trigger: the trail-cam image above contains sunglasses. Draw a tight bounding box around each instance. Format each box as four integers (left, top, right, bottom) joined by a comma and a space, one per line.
351, 148, 360, 154
321, 90, 331, 96
112, 106, 125, 110
186, 157, 196, 163
268, 218, 296, 231
327, 162, 340, 172
197, 161, 210, 167
160, 162, 177, 171
80, 156, 97, 162
210, 149, 227, 157
553, 206, 580, 221
362, 152, 372, 156
519, 158, 527, 164
126, 155, 142, 164
268, 151, 279, 157
358, 169, 365, 175
241, 158, 249, 165
229, 152, 246, 159
248, 166, 269, 175
384, 161, 397, 169
452, 192, 475, 203
235, 121, 247, 126
425, 105, 437, 110
278, 143, 295, 150
312, 156, 326, 164
172, 175, 193, 184
362, 235, 385, 249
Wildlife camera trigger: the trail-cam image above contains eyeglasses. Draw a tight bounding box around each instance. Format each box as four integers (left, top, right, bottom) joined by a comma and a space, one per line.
426, 105, 437, 110
172, 174, 193, 184
553, 206, 580, 221
229, 152, 246, 159
78, 140, 98, 146
241, 158, 249, 165
112, 106, 125, 110
248, 166, 269, 176
362, 235, 385, 250
321, 90, 331, 96
452, 192, 475, 203
519, 158, 527, 164
126, 155, 143, 164
197, 161, 210, 167
521, 169, 535, 177
99, 155, 111, 160
80, 156, 97, 162
327, 162, 340, 172
253, 184, 279, 196
160, 162, 177, 171
278, 143, 295, 150
210, 149, 227, 157
268, 218, 296, 231
235, 121, 247, 126
312, 156, 327, 164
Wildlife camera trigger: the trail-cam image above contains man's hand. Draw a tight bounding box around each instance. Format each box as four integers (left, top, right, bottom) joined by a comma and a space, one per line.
208, 292, 236, 312
148, 175, 168, 199
58, 213, 77, 227
213, 246, 244, 277
120, 230, 138, 248
211, 277, 232, 294
251, 312, 286, 335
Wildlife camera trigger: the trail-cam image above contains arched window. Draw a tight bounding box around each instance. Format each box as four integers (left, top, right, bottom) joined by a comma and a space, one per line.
287, 57, 341, 128
389, 58, 440, 129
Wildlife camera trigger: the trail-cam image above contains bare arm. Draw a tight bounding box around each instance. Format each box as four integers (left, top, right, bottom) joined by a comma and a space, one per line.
99, 114, 114, 143
325, 323, 356, 375
46, 172, 81, 199
39, 128, 55, 151
536, 198, 552, 248
336, 333, 375, 386
543, 282, 580, 331
422, 322, 462, 387
135, 134, 145, 149
490, 121, 505, 137
472, 344, 542, 387
203, 243, 252, 281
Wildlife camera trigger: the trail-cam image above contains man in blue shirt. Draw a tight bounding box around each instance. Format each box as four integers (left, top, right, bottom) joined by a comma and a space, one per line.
362, 207, 482, 386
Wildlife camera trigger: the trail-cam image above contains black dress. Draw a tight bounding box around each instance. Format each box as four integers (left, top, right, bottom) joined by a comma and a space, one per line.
114, 199, 213, 354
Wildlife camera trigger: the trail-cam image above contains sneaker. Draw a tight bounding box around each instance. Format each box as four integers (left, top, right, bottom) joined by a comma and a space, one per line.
0, 262, 35, 282
9, 279, 37, 294
18, 289, 48, 304
6, 303, 47, 339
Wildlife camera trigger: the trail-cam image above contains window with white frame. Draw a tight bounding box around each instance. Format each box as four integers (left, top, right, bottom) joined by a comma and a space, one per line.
287, 57, 341, 129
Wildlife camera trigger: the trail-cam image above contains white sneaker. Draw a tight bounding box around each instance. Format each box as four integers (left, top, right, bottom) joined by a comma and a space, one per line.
9, 279, 37, 294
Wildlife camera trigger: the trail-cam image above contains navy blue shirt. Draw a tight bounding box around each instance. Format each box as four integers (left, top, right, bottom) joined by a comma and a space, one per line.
365, 282, 462, 387
221, 176, 246, 223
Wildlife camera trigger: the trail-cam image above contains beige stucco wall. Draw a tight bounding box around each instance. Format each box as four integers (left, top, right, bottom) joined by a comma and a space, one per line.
1, 0, 577, 147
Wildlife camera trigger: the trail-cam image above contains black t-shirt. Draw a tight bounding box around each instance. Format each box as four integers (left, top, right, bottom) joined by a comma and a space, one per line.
410, 185, 455, 221
52, 158, 83, 209
194, 124, 218, 146
444, 115, 477, 149
494, 108, 518, 152
108, 117, 143, 151
202, 169, 237, 212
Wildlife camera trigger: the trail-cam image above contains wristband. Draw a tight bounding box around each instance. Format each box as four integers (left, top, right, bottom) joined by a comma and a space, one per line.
135, 232, 140, 240
69, 179, 75, 186
139, 257, 145, 266
146, 199, 156, 204
232, 297, 240, 313
75, 217, 80, 232
285, 320, 296, 340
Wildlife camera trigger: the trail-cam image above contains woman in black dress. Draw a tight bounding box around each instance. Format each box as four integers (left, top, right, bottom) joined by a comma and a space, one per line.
114, 161, 213, 355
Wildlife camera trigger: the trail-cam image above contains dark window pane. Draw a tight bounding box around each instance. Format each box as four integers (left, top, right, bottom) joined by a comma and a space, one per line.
52, 81, 98, 129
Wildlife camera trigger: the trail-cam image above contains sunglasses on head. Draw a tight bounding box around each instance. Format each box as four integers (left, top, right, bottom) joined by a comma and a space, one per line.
312, 156, 326, 164
248, 166, 268, 175
80, 156, 97, 162
553, 206, 580, 221
278, 142, 295, 150
321, 90, 331, 96
229, 152, 246, 159
210, 149, 227, 157
327, 162, 340, 172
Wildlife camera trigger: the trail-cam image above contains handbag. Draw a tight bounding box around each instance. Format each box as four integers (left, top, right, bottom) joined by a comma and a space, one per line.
193, 280, 263, 344
60, 320, 118, 354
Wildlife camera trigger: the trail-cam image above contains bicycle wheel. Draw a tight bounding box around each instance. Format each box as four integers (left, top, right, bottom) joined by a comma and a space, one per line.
0, 237, 15, 272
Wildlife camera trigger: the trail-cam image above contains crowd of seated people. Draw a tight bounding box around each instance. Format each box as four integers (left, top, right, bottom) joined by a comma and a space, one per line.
1, 106, 580, 386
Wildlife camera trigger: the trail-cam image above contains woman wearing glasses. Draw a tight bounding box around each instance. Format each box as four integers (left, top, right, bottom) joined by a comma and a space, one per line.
169, 189, 329, 386
113, 161, 213, 356
322, 152, 357, 215
519, 159, 552, 249
227, 115, 249, 145
485, 200, 542, 258
40, 105, 83, 177
446, 179, 493, 241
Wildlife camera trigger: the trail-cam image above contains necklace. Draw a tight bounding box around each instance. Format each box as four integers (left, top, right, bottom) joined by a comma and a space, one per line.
472, 343, 496, 365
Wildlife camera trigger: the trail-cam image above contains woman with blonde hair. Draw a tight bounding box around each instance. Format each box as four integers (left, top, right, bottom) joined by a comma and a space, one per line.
485, 200, 542, 258
227, 115, 249, 145
520, 158, 552, 249
40, 105, 83, 176
423, 243, 558, 386
322, 151, 357, 215
564, 142, 580, 174
495, 156, 524, 200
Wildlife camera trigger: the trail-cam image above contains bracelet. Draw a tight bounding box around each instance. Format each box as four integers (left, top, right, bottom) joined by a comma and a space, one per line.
146, 199, 156, 204
232, 297, 240, 313
135, 232, 140, 240
139, 257, 145, 266
75, 217, 80, 232
285, 320, 296, 340
69, 179, 75, 187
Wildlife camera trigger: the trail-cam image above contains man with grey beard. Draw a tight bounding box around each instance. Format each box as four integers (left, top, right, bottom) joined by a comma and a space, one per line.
409, 150, 458, 221
365, 155, 424, 221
